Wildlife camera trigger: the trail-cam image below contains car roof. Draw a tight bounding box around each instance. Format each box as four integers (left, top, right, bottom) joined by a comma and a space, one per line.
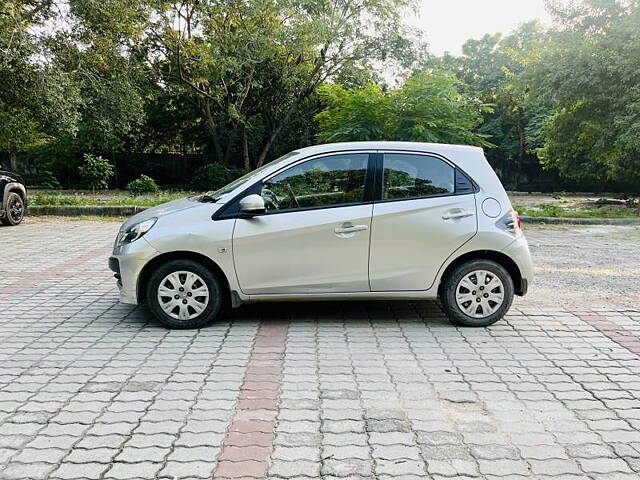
260, 141, 485, 184
293, 141, 483, 157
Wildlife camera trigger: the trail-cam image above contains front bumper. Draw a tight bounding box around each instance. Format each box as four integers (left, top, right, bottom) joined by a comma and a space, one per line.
109, 238, 160, 305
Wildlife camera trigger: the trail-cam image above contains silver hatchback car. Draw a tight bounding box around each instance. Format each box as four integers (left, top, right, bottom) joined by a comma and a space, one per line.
109, 142, 533, 329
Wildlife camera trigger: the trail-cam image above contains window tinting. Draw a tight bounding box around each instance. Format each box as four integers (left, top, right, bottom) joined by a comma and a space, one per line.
382, 154, 455, 200
261, 153, 369, 212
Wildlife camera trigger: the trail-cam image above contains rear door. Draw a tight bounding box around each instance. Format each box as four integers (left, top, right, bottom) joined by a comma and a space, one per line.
369, 152, 477, 291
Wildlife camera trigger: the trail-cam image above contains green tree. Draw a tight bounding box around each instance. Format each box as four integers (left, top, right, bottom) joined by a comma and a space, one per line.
147, 0, 425, 169
535, 0, 640, 184
315, 84, 390, 142
316, 70, 490, 146
0, 1, 80, 168
59, 0, 149, 151
432, 22, 553, 188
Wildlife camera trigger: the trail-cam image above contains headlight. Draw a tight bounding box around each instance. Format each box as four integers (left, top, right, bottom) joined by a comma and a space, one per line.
116, 218, 157, 248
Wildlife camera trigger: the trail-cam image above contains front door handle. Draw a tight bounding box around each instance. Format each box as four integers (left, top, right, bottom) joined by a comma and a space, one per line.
334, 222, 369, 234
442, 209, 475, 220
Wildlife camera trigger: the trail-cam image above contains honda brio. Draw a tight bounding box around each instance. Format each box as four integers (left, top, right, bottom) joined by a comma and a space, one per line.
109, 142, 533, 329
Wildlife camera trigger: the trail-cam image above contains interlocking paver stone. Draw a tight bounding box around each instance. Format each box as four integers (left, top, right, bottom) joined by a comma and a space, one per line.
2, 218, 640, 479
49, 462, 108, 480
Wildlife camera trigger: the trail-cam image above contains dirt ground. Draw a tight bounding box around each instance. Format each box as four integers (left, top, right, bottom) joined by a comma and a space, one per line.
516, 223, 640, 310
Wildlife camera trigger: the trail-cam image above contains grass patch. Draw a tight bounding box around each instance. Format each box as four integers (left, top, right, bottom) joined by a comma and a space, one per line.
30, 190, 192, 207
516, 203, 639, 218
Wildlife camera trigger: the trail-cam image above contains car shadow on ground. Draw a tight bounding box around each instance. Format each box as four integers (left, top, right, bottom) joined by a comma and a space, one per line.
125, 299, 452, 329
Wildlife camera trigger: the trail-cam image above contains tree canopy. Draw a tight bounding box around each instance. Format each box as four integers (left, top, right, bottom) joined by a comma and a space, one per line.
316, 71, 491, 146
1, 0, 640, 192
536, 0, 640, 184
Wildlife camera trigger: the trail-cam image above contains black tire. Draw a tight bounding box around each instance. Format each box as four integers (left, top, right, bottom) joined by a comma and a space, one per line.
1, 192, 25, 226
146, 259, 223, 329
440, 259, 514, 327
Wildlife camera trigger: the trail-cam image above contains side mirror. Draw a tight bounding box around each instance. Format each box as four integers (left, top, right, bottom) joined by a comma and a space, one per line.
239, 194, 266, 216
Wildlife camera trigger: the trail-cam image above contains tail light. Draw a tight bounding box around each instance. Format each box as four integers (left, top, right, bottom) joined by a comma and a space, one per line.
497, 210, 521, 233
512, 210, 521, 230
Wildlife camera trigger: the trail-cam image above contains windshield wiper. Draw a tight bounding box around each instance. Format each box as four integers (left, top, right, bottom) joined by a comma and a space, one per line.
199, 192, 219, 203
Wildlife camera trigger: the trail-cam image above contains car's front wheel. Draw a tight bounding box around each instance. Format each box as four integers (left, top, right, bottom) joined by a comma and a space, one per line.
146, 259, 223, 329
1, 192, 25, 226
440, 259, 514, 327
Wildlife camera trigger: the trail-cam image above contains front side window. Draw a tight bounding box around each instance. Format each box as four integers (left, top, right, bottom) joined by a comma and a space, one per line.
202, 151, 300, 202
261, 153, 369, 212
382, 153, 455, 200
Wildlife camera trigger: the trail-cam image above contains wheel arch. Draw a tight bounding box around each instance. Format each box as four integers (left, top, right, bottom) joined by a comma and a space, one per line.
438, 250, 525, 296
137, 251, 231, 304
3, 183, 27, 209
11, 186, 26, 203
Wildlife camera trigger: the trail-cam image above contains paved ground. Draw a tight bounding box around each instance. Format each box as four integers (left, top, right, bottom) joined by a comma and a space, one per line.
1, 217, 639, 480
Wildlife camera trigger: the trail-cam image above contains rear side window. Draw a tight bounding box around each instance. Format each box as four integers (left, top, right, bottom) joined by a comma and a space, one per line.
382, 153, 455, 200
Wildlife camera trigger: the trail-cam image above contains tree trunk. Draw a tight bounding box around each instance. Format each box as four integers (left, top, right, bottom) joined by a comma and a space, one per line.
112, 149, 119, 189
255, 85, 315, 167
241, 125, 251, 171
516, 106, 526, 190
223, 127, 239, 166
201, 99, 224, 162
256, 116, 289, 167
9, 152, 17, 171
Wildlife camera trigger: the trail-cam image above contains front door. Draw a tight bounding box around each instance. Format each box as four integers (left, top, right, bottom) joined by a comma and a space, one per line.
369, 152, 478, 291
233, 152, 373, 295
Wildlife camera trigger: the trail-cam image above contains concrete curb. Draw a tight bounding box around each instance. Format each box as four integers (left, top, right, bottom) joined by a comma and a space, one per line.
521, 215, 640, 225
27, 205, 149, 217
25, 205, 640, 225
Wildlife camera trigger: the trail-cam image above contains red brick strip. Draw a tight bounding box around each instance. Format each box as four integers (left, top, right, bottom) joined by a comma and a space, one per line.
214, 320, 288, 479
575, 312, 640, 355
0, 245, 112, 300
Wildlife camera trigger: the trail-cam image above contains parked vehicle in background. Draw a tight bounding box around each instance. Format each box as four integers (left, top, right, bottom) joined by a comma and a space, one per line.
110, 142, 534, 329
0, 171, 27, 226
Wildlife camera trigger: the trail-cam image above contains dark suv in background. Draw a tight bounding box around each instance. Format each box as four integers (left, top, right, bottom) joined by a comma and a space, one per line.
0, 171, 27, 226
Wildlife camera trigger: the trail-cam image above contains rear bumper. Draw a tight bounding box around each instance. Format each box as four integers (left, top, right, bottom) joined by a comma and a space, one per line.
518, 278, 529, 296
501, 234, 534, 296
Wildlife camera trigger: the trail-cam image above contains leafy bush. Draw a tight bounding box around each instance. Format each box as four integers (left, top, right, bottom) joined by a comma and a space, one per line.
127, 175, 159, 196
191, 162, 244, 192
78, 153, 114, 192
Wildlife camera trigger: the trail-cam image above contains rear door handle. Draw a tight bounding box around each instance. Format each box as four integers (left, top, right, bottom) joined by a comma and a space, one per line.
442, 210, 475, 220
334, 222, 369, 234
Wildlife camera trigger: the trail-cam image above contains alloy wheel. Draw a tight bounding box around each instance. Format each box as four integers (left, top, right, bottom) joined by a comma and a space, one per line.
157, 271, 210, 320
455, 269, 505, 319
8, 196, 23, 223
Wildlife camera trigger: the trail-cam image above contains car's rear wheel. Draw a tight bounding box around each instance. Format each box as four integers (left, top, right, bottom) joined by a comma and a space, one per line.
440, 259, 514, 327
1, 192, 25, 226
146, 259, 223, 329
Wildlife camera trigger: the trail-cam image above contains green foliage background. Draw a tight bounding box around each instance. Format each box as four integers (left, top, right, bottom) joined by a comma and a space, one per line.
2, 0, 640, 192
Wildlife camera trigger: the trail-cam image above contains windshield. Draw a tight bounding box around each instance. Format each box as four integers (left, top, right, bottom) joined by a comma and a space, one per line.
201, 152, 300, 202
